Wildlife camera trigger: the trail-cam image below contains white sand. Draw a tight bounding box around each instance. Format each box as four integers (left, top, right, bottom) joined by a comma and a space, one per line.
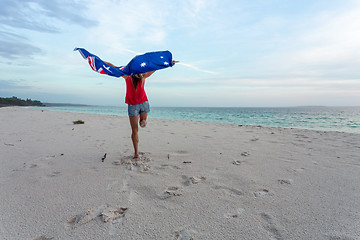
1, 107, 359, 240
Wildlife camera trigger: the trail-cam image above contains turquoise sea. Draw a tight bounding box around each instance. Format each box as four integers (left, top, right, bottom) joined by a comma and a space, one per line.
32, 105, 360, 134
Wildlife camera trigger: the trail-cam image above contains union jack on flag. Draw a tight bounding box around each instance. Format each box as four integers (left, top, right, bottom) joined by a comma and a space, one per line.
88, 56, 104, 74
74, 48, 174, 77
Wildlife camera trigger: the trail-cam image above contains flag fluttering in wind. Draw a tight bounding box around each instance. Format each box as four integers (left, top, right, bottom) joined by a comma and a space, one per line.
74, 48, 174, 77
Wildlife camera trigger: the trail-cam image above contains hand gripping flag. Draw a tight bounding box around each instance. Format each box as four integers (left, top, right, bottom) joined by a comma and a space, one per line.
74, 48, 174, 77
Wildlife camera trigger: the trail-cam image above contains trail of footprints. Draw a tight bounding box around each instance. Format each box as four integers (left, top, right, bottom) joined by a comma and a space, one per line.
24, 138, 301, 238
61, 146, 299, 238
12, 155, 63, 180
106, 149, 287, 238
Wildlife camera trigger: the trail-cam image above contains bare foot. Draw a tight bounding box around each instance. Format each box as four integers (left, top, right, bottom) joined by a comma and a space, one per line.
140, 120, 147, 128
133, 153, 139, 159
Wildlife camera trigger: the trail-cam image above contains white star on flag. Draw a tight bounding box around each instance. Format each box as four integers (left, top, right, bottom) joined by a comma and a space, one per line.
140, 62, 146, 67
164, 62, 169, 65
160, 56, 164, 58
103, 65, 112, 73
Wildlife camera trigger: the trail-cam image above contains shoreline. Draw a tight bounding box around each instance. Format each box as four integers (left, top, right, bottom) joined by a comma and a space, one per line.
28, 106, 360, 135
1, 107, 359, 239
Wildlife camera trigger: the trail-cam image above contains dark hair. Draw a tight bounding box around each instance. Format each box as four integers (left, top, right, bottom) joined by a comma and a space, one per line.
131, 74, 143, 89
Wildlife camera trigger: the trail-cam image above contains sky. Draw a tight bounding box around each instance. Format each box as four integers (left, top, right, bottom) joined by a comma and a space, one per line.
1, 0, 359, 107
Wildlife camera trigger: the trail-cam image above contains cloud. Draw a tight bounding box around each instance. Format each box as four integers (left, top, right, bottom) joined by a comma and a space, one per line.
0, 0, 97, 59
0, 0, 96, 33
0, 80, 31, 89
85, 0, 170, 51
259, 1, 360, 80
0, 31, 42, 59
84, 0, 221, 51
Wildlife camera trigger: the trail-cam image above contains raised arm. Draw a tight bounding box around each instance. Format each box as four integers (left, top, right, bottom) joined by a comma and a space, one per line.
104, 61, 117, 68
104, 61, 128, 79
143, 71, 156, 79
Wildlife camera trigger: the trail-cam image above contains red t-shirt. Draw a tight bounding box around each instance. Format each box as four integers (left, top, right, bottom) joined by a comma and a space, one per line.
125, 76, 148, 105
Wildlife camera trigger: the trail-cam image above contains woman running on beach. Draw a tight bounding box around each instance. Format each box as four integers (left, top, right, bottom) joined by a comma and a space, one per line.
106, 61, 174, 158
121, 71, 154, 159
75, 48, 175, 159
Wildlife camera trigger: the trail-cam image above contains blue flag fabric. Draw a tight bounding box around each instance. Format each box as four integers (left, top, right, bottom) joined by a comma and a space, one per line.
74, 48, 174, 77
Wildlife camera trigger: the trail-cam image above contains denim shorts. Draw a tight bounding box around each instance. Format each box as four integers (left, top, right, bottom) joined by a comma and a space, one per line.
128, 101, 150, 117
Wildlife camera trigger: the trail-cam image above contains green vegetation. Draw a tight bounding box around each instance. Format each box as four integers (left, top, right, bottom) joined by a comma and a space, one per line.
73, 120, 85, 124
0, 96, 44, 107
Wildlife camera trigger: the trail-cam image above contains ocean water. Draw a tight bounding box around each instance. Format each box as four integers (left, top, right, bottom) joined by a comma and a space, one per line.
32, 105, 360, 134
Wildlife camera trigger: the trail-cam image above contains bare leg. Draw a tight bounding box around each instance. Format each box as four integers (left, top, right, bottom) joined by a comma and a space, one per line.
139, 112, 148, 128
129, 115, 140, 158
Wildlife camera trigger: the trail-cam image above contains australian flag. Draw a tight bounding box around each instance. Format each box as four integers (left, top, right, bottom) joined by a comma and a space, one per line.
74, 48, 174, 77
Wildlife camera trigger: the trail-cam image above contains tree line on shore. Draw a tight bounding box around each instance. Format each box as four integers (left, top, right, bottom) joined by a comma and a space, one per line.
0, 96, 44, 107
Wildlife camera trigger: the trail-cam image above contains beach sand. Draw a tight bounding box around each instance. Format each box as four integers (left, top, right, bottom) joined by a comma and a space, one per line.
1, 107, 359, 239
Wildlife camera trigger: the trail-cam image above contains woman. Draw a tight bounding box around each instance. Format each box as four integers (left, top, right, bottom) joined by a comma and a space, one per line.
104, 60, 175, 158
121, 71, 154, 159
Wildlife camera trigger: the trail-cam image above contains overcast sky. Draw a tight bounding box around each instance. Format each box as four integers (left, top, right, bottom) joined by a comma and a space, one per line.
1, 0, 359, 107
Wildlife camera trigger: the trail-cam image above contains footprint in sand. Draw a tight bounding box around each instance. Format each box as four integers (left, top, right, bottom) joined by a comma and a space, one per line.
29, 164, 38, 168
16, 155, 57, 172
158, 164, 181, 170
259, 213, 282, 240
173, 229, 197, 240
278, 179, 293, 185
233, 160, 247, 165
66, 205, 107, 229
101, 207, 128, 223
113, 155, 151, 172
241, 152, 250, 157
224, 208, 245, 218
4, 142, 15, 147
47, 171, 61, 177
13, 163, 39, 172
159, 186, 183, 199
182, 176, 206, 186
66, 205, 127, 229
254, 189, 270, 198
